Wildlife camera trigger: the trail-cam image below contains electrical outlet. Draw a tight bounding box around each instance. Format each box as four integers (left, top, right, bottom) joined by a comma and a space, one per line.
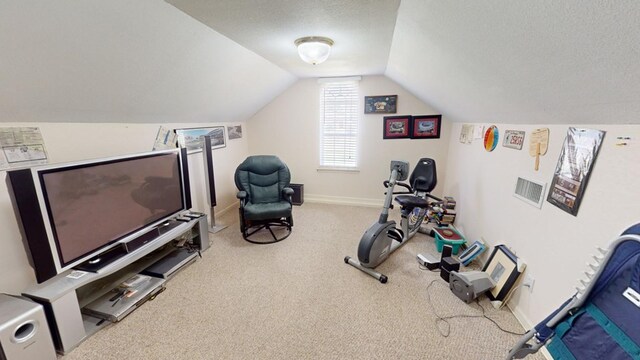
523, 274, 535, 293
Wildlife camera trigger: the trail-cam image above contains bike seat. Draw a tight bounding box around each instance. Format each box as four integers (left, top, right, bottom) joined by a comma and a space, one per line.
394, 195, 430, 211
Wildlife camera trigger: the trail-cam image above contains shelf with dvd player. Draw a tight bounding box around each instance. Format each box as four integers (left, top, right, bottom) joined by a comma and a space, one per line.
82, 274, 166, 323
21, 215, 209, 355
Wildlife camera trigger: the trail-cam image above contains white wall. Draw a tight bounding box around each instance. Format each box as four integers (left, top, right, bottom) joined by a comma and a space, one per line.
0, 0, 290, 296
0, 122, 248, 295
246, 75, 452, 205
443, 123, 640, 324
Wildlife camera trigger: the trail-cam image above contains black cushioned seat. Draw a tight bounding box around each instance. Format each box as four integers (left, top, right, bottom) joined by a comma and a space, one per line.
394, 195, 430, 209
243, 201, 292, 221
235, 155, 293, 244
393, 158, 438, 213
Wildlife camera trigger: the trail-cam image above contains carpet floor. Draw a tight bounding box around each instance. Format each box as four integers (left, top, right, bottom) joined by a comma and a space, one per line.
61, 203, 546, 360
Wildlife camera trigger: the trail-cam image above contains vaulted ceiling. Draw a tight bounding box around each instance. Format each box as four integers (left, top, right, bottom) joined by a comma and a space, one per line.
1, 1, 639, 125
165, 0, 401, 78
387, 1, 640, 125
168, 0, 640, 125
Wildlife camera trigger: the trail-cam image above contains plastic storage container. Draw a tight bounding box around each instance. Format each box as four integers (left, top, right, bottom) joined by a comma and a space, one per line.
433, 226, 466, 255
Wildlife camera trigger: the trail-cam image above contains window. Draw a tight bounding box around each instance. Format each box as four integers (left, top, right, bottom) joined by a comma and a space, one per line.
319, 77, 360, 169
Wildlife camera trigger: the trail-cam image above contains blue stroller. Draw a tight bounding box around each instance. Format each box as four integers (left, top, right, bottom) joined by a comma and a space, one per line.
507, 224, 640, 359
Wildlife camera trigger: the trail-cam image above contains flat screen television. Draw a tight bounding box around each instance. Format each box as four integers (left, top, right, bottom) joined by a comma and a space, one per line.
7, 148, 192, 283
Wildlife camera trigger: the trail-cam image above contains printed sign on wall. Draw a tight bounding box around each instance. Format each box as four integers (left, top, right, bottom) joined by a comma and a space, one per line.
502, 130, 525, 150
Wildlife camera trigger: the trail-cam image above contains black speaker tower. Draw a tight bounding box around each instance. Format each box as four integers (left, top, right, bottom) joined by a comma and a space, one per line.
202, 135, 227, 233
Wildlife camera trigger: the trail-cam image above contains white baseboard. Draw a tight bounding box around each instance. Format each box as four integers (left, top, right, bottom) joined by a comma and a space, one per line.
508, 304, 553, 360
304, 194, 382, 208
215, 201, 238, 216
508, 303, 535, 329
213, 196, 381, 214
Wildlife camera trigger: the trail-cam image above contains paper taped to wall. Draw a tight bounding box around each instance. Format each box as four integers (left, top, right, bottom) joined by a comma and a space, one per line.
0, 127, 49, 170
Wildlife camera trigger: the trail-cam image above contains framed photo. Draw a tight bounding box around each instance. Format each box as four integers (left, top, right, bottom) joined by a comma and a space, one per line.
383, 115, 411, 139
547, 128, 605, 216
175, 126, 226, 154
411, 115, 441, 139
481, 244, 523, 302
227, 125, 243, 140
365, 95, 397, 114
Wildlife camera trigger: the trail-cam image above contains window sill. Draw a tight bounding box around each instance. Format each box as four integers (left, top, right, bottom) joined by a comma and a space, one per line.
317, 167, 360, 173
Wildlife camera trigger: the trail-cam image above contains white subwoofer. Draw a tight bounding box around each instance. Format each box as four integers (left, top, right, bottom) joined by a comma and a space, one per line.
0, 294, 56, 360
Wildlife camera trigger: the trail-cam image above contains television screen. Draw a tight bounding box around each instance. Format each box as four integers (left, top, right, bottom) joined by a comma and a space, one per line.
39, 153, 185, 266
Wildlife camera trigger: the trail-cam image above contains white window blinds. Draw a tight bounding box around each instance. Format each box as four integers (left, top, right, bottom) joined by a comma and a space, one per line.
319, 79, 359, 168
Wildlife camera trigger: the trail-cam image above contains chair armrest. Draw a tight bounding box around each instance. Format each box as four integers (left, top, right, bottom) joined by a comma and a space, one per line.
282, 187, 294, 203
237, 191, 247, 206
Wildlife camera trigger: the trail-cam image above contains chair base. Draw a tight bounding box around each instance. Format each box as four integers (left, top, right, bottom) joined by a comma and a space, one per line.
242, 218, 292, 244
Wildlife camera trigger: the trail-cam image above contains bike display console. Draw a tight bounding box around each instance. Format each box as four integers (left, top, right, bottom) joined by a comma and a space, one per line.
21, 216, 209, 354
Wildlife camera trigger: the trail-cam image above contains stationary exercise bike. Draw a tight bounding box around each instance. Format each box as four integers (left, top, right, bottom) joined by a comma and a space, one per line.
344, 158, 440, 283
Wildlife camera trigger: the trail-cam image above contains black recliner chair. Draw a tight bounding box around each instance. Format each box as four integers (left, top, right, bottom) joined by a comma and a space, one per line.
234, 155, 294, 244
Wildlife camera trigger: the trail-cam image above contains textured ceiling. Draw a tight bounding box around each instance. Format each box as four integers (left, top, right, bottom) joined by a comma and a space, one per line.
0, 1, 295, 123
386, 0, 640, 124
167, 0, 640, 124
165, 0, 401, 78
3, 1, 640, 125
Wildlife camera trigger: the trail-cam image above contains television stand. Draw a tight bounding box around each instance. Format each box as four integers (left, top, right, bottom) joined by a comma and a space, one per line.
74, 244, 128, 272
82, 275, 166, 322
21, 215, 209, 354
141, 248, 199, 279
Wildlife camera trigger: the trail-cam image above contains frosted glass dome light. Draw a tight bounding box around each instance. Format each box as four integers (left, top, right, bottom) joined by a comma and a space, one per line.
295, 36, 334, 65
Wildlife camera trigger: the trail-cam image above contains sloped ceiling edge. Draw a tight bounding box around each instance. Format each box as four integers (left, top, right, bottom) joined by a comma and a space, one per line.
387, 1, 640, 125
0, 1, 296, 123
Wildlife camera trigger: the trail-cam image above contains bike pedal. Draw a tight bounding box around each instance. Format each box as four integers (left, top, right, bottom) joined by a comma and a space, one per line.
387, 228, 404, 242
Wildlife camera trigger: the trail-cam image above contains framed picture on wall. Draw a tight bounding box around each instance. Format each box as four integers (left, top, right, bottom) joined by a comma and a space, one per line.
547, 128, 605, 216
174, 126, 226, 154
365, 95, 397, 114
227, 125, 243, 140
411, 115, 441, 139
383, 115, 411, 139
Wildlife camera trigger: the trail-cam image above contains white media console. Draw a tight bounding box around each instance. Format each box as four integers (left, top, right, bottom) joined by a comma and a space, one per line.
22, 216, 209, 354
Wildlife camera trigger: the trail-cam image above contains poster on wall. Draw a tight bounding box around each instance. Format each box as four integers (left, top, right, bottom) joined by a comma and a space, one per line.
175, 126, 226, 154
473, 125, 485, 140
383, 115, 411, 139
547, 127, 605, 216
0, 127, 49, 170
364, 95, 397, 114
152, 126, 178, 151
227, 125, 243, 140
410, 115, 441, 139
459, 124, 474, 144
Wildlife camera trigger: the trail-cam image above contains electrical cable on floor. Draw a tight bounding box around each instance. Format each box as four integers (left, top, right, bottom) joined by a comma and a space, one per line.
425, 279, 525, 337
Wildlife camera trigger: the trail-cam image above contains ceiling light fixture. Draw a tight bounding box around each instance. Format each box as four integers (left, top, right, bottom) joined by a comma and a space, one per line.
294, 36, 334, 65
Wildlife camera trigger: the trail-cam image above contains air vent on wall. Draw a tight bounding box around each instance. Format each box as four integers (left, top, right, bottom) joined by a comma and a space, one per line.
514, 177, 547, 208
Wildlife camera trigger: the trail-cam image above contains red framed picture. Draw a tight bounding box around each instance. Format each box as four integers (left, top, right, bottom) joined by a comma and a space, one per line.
383, 115, 412, 139
411, 115, 442, 139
